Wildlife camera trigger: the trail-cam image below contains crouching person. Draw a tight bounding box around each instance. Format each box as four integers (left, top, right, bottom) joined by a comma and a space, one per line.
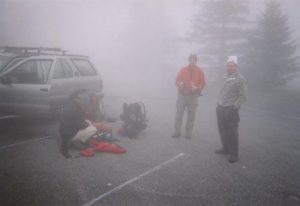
59, 89, 97, 158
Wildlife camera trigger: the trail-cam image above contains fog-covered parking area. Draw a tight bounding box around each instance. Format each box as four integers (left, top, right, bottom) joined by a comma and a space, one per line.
0, 94, 299, 206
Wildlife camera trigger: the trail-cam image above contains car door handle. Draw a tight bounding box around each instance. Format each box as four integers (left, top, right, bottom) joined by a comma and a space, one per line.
40, 88, 49, 92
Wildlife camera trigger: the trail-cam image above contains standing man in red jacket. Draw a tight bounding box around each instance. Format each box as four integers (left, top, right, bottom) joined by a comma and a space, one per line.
172, 54, 206, 139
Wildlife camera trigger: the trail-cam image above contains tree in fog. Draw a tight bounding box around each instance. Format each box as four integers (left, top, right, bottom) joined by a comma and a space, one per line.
245, 1, 299, 89
187, 0, 250, 70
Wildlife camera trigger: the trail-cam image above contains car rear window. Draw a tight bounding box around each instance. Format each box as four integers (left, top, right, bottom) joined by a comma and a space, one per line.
71, 59, 96, 76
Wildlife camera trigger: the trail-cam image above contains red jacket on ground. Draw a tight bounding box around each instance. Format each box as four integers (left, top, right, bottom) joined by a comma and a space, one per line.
176, 65, 206, 95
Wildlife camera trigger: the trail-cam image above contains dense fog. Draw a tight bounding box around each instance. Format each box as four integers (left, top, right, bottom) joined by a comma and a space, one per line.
0, 0, 299, 97
1, 2, 300, 205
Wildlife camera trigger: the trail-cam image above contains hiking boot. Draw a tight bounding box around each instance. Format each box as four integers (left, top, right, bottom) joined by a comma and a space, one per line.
60, 147, 71, 159
215, 148, 229, 155
171, 132, 181, 138
228, 155, 238, 163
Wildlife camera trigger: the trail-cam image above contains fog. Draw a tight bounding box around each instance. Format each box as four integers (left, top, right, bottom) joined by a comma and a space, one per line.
0, 0, 299, 97
0, 0, 196, 99
1, 2, 300, 205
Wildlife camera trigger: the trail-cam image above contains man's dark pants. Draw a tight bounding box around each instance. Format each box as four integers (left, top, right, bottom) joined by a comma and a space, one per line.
216, 105, 240, 157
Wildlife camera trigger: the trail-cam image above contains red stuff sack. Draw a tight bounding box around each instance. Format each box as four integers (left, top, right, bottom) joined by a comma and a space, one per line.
80, 148, 95, 157
92, 141, 126, 154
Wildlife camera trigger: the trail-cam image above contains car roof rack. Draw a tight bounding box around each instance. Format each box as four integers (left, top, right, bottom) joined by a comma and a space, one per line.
65, 54, 89, 58
0, 46, 68, 55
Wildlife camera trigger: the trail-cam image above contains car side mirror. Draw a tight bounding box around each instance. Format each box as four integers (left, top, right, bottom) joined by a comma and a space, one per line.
0, 76, 12, 85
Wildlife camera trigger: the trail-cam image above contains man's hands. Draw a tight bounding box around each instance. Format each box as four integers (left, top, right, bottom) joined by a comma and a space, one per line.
179, 82, 184, 89
178, 82, 202, 96
233, 103, 240, 110
191, 83, 198, 92
178, 82, 184, 93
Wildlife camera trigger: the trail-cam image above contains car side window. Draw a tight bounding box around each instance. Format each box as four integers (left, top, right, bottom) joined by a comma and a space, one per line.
8, 59, 52, 84
52, 59, 73, 79
71, 59, 96, 76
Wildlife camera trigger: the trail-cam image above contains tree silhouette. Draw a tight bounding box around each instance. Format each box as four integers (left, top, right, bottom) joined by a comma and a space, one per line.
187, 0, 250, 70
245, 1, 299, 88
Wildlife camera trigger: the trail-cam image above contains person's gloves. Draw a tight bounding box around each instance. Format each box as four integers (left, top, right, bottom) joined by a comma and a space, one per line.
178, 82, 184, 93
191, 82, 198, 92
233, 103, 240, 110
179, 82, 184, 89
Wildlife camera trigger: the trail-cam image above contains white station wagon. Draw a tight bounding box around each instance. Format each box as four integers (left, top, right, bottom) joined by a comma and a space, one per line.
0, 47, 103, 119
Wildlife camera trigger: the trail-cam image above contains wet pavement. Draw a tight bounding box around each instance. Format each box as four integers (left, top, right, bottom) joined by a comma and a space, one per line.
0, 94, 299, 206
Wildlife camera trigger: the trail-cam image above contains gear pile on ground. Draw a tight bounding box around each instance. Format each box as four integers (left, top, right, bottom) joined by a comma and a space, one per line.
119, 102, 147, 138
80, 122, 126, 157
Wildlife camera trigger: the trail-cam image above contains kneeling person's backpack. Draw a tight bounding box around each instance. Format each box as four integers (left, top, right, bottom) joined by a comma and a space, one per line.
120, 102, 147, 137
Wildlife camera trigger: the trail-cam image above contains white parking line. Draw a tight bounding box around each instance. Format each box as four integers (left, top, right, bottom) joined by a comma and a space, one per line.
0, 135, 54, 151
82, 153, 185, 206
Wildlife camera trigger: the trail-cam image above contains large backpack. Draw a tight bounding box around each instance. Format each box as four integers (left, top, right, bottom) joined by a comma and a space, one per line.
120, 102, 147, 137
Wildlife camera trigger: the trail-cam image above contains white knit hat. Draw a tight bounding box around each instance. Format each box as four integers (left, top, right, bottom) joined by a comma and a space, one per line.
227, 56, 238, 65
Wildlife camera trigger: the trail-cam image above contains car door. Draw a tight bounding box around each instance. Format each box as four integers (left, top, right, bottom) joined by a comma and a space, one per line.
0, 58, 53, 118
48, 58, 75, 111
70, 58, 102, 94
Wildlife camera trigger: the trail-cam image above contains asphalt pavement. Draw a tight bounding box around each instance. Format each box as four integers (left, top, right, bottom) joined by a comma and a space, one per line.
0, 94, 299, 206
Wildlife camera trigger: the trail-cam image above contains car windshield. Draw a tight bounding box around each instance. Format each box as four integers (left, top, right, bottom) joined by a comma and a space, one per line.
0, 55, 13, 71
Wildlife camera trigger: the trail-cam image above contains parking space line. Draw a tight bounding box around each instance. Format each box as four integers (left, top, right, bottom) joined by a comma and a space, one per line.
0, 135, 54, 151
82, 153, 185, 206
